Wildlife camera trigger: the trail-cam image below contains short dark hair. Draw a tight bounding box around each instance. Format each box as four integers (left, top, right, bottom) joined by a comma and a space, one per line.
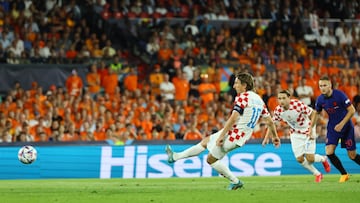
279, 89, 291, 97
319, 76, 330, 81
237, 72, 254, 91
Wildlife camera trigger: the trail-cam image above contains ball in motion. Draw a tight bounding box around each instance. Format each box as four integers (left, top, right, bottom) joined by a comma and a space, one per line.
18, 145, 37, 164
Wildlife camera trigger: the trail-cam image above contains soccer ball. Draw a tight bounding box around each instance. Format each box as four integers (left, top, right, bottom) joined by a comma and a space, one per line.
18, 145, 37, 164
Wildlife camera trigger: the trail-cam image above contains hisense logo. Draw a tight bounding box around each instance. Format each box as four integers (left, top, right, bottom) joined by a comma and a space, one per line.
99, 146, 282, 178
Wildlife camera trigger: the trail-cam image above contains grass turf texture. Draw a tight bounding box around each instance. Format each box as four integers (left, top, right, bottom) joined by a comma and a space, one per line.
1, 175, 359, 203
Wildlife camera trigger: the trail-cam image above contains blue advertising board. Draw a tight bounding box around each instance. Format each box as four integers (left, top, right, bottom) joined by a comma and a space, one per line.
0, 143, 359, 179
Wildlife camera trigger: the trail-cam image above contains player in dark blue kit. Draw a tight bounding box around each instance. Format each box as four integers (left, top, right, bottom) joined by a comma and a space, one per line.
311, 76, 360, 182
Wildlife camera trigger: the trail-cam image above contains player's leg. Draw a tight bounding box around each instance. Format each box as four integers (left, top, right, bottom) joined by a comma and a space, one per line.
207, 133, 242, 190
165, 137, 208, 163
326, 144, 347, 173
347, 149, 360, 181
207, 153, 242, 190
325, 130, 350, 182
305, 135, 331, 173
348, 150, 360, 164
343, 127, 360, 165
326, 144, 350, 182
291, 134, 322, 182
298, 154, 323, 181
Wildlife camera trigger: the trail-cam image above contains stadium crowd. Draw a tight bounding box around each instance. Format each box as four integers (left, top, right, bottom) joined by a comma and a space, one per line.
0, 0, 360, 144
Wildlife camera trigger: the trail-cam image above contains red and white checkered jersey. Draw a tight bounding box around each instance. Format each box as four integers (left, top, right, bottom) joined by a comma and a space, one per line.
273, 99, 313, 135
227, 91, 270, 144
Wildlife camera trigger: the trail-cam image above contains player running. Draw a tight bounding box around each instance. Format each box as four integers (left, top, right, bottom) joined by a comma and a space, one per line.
263, 90, 331, 183
311, 76, 360, 182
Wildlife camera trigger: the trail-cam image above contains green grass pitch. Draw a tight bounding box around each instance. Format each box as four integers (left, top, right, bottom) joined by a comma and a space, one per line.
1, 175, 359, 203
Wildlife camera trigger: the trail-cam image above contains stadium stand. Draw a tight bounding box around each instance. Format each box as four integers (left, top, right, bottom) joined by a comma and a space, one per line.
0, 0, 360, 143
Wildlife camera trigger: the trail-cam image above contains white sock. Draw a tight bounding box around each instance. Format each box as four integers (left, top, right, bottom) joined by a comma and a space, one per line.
314, 154, 326, 163
211, 160, 239, 184
301, 159, 321, 175
173, 143, 206, 161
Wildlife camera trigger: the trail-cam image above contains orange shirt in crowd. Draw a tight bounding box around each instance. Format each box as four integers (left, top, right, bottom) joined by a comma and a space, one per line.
289, 61, 302, 75
303, 58, 318, 70
198, 82, 216, 106
305, 73, 320, 99
98, 67, 109, 87
123, 73, 138, 92
158, 48, 173, 62
149, 70, 164, 96
93, 128, 107, 141
252, 124, 267, 139
183, 130, 203, 140
327, 65, 340, 77
251, 63, 266, 75
102, 71, 118, 96
172, 76, 190, 101
61, 132, 80, 142
318, 64, 328, 76
66, 49, 77, 59
156, 131, 176, 140
66, 72, 83, 96
86, 72, 101, 94
267, 95, 278, 113
342, 84, 358, 102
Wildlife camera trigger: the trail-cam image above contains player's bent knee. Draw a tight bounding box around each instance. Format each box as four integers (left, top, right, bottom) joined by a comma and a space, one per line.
296, 157, 304, 163
305, 154, 315, 163
207, 154, 218, 165
348, 152, 357, 160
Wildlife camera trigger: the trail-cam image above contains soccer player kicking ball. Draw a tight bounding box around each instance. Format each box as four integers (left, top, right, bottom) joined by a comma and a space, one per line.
165, 72, 281, 190
262, 90, 331, 183
311, 76, 360, 183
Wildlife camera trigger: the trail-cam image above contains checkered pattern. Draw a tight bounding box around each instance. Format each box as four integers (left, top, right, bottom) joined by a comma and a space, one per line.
227, 91, 270, 143
273, 99, 312, 135
235, 92, 270, 117
235, 92, 250, 109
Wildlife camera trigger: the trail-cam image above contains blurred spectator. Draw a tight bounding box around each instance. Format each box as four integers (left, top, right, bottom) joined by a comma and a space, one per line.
86, 63, 101, 98
183, 121, 202, 140
102, 68, 118, 97
123, 67, 138, 92
157, 40, 173, 63
109, 55, 124, 85
296, 78, 314, 106
184, 18, 199, 36
172, 69, 190, 103
182, 58, 195, 81
149, 64, 164, 97
102, 39, 116, 58
65, 69, 83, 96
156, 124, 175, 140
198, 73, 216, 107
146, 33, 160, 63
188, 69, 201, 100
160, 73, 175, 105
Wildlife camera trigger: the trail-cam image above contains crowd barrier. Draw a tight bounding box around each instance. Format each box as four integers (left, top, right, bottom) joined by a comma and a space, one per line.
0, 64, 89, 95
1, 141, 359, 180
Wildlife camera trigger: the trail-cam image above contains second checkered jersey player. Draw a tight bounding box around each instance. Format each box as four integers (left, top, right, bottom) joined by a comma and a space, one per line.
262, 90, 331, 182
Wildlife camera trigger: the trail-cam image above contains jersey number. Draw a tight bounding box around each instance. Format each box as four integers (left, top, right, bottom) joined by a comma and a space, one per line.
247, 107, 262, 128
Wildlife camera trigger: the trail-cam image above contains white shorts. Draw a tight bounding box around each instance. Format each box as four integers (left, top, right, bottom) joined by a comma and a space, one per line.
290, 130, 316, 158
206, 129, 239, 160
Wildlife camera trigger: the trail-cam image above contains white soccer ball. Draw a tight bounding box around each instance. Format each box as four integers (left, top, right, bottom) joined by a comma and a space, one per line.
18, 145, 37, 164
